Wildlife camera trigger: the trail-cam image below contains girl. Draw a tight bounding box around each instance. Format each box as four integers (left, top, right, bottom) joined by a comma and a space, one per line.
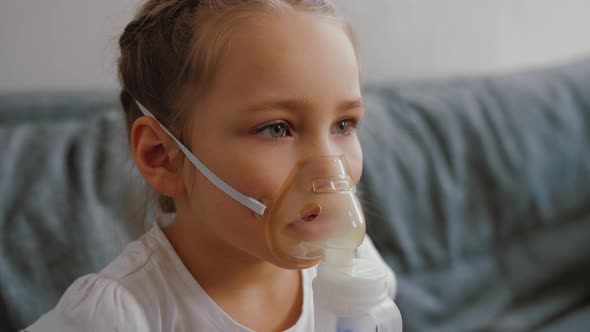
27, 0, 396, 331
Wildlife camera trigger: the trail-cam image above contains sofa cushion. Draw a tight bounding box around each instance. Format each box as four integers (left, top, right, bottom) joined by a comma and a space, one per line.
0, 92, 143, 329
358, 57, 590, 331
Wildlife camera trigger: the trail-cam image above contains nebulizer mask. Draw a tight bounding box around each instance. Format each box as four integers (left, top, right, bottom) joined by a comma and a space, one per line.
136, 101, 401, 331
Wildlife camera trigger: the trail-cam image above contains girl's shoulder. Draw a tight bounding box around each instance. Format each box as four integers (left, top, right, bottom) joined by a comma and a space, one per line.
25, 273, 149, 332
25, 225, 173, 332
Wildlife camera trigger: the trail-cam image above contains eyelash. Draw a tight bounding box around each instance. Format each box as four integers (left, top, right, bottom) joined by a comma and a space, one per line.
332, 118, 360, 135
255, 121, 293, 138
255, 118, 360, 139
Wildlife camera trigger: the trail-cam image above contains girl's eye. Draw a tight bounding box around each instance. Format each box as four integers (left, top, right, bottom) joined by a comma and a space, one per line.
256, 122, 291, 139
332, 119, 357, 135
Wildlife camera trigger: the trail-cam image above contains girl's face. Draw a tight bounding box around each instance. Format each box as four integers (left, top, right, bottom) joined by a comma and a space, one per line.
179, 11, 363, 267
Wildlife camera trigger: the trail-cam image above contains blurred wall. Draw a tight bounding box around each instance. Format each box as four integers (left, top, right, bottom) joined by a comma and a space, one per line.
335, 0, 590, 82
1, 0, 589, 91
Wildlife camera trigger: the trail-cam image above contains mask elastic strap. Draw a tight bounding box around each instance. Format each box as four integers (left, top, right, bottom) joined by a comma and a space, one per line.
135, 101, 267, 216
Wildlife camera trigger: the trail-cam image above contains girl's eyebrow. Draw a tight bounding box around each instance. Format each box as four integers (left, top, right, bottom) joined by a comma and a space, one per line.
240, 98, 313, 114
240, 97, 364, 114
338, 99, 364, 112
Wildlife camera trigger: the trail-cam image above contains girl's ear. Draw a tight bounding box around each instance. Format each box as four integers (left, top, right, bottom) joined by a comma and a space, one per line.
131, 116, 185, 198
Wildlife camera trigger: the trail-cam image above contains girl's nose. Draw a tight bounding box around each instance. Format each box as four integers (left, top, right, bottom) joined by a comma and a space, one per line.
302, 133, 340, 158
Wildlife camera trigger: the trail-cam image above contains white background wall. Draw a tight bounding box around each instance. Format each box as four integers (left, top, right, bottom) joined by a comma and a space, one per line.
336, 0, 590, 82
1, 0, 589, 91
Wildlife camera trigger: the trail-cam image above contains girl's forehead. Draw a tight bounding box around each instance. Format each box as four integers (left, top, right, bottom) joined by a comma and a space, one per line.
229, 12, 353, 63
207, 11, 360, 102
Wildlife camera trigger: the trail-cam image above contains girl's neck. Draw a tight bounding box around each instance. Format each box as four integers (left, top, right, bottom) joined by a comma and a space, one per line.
163, 212, 289, 289
162, 211, 303, 331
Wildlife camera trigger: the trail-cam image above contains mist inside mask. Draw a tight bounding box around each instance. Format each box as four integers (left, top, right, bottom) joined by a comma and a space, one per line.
135, 101, 366, 269
265, 156, 366, 268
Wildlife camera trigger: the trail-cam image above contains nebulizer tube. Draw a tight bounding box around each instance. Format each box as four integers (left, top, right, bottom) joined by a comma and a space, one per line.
263, 156, 402, 332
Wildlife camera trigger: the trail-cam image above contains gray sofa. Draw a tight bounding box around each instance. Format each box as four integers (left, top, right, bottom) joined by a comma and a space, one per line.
1, 57, 589, 331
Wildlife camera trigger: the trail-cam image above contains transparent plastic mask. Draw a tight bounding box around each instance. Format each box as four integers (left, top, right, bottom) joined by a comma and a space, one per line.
265, 155, 366, 268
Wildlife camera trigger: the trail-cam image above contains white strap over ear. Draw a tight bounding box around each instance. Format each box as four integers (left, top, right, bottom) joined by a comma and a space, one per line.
135, 101, 267, 215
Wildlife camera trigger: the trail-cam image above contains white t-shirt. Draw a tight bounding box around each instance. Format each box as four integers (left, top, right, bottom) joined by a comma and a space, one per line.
26, 216, 396, 332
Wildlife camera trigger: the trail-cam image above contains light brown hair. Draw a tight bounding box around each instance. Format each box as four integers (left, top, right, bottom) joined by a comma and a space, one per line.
118, 0, 358, 212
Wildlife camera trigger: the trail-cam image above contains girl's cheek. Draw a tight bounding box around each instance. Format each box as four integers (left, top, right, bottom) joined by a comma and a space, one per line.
239, 156, 293, 201
341, 137, 363, 185
348, 142, 364, 185
350, 156, 363, 184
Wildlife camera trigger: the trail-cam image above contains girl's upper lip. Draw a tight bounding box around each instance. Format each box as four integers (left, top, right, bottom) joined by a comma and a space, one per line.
287, 216, 336, 242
